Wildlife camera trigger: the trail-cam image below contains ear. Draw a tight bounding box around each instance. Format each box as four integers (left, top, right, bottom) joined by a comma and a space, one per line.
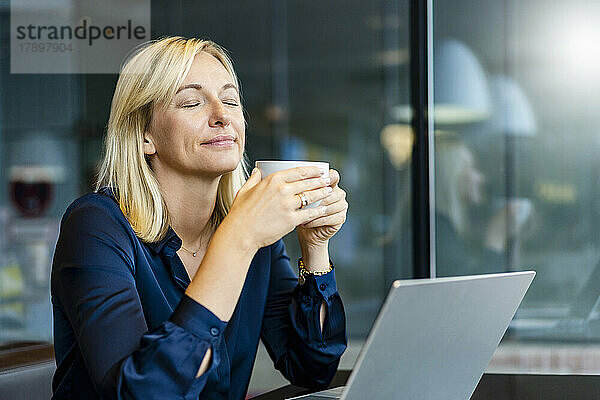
143, 134, 156, 156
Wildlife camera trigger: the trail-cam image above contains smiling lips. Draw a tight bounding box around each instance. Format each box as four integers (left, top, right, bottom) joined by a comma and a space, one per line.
202, 134, 236, 146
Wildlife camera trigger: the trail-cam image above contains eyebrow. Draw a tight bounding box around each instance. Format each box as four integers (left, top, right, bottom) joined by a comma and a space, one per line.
175, 83, 239, 95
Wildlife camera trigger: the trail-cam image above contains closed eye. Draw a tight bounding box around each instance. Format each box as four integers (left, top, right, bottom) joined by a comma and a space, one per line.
182, 102, 201, 108
223, 100, 239, 106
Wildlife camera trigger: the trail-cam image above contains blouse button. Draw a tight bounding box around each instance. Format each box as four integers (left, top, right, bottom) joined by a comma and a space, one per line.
210, 327, 220, 337
319, 283, 327, 291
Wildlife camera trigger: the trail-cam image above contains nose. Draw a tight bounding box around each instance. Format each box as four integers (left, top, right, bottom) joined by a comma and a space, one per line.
208, 100, 231, 128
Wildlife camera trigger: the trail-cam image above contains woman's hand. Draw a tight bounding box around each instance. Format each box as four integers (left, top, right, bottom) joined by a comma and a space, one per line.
484, 198, 533, 252
296, 169, 348, 249
224, 166, 333, 252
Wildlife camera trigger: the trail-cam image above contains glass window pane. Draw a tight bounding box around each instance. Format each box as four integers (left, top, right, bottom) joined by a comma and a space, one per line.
434, 0, 600, 373
281, 0, 412, 339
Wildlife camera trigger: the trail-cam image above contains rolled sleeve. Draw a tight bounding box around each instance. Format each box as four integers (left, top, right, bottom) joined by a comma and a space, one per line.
260, 240, 347, 390
170, 295, 227, 342
292, 266, 346, 348
298, 269, 338, 300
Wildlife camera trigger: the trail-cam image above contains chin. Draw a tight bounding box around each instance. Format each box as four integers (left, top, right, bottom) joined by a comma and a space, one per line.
208, 161, 242, 177
189, 150, 243, 177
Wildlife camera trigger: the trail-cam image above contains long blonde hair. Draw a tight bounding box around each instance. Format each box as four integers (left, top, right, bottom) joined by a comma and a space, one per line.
95, 36, 249, 242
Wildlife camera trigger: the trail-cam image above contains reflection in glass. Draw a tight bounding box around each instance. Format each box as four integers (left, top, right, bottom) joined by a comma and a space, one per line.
435, 137, 534, 277
435, 0, 600, 371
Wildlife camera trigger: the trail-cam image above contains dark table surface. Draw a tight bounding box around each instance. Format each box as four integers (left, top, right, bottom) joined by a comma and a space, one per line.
252, 370, 600, 399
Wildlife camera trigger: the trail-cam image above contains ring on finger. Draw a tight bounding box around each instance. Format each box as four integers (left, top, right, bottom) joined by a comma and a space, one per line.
296, 192, 309, 209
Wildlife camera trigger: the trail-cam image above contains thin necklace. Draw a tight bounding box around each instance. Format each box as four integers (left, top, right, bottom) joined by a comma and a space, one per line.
178, 227, 215, 258
180, 244, 202, 257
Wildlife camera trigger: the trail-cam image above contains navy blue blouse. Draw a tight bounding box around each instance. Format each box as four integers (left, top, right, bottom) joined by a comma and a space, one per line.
50, 187, 347, 399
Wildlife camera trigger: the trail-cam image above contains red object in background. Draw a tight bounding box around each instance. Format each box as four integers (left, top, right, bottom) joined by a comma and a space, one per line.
10, 181, 54, 217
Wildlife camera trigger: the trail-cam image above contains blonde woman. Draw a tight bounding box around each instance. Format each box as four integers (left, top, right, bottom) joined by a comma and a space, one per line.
435, 139, 530, 276
51, 37, 348, 399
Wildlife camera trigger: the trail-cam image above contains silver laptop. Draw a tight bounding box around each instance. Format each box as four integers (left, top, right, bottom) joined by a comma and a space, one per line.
289, 271, 535, 400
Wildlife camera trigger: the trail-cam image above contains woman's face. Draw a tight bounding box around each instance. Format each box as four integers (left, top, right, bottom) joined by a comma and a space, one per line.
144, 51, 245, 179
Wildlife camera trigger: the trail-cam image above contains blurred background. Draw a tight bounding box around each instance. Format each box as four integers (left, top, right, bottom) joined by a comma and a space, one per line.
2, 0, 600, 396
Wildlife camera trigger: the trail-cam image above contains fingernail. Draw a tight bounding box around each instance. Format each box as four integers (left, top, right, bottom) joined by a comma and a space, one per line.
320, 169, 327, 176
326, 186, 333, 193
323, 177, 331, 184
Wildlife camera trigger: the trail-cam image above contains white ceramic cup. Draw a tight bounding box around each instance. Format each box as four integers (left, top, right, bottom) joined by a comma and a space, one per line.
255, 160, 330, 208
508, 197, 532, 230
492, 196, 533, 234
